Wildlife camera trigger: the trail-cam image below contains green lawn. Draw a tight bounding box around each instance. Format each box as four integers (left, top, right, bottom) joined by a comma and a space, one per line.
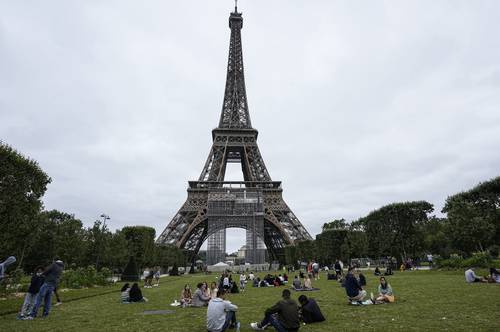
1, 270, 499, 331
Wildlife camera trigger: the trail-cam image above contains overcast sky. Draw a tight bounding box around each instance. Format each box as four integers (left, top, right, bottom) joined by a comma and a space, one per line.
1, 1, 499, 253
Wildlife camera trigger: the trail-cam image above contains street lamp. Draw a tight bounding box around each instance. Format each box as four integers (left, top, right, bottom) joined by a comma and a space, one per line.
100, 214, 110, 229
96, 213, 111, 270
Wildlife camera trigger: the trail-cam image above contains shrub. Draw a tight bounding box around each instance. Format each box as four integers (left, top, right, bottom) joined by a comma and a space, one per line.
59, 266, 113, 289
436, 252, 493, 269
461, 252, 492, 269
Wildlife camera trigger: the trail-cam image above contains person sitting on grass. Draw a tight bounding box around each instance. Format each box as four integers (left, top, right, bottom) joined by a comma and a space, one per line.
210, 281, 219, 299
358, 272, 367, 289
374, 267, 381, 276
180, 284, 193, 307
384, 266, 393, 276
298, 295, 325, 324
18, 266, 45, 318
250, 289, 300, 331
292, 276, 301, 290
465, 268, 487, 283
253, 277, 260, 287
375, 277, 395, 303
230, 280, 239, 294
304, 275, 313, 290
487, 268, 500, 283
345, 267, 366, 303
192, 282, 211, 307
120, 283, 131, 303
207, 289, 240, 332
202, 282, 211, 298
129, 282, 147, 302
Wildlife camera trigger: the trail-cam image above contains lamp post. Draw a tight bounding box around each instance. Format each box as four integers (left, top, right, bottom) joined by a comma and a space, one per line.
95, 213, 111, 270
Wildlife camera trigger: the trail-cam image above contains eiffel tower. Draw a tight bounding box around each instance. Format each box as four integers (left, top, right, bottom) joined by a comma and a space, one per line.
157, 5, 312, 264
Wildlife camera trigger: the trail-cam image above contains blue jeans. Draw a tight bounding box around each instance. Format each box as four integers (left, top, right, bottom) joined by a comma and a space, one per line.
260, 313, 287, 332
30, 283, 55, 317
220, 310, 236, 331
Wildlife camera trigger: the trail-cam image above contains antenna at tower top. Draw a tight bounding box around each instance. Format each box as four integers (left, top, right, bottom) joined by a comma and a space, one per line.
235, 0, 238, 13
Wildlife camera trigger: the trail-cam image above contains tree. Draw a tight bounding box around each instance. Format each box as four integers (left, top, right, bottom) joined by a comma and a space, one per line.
315, 229, 348, 265
443, 177, 500, 255
23, 210, 86, 271
358, 201, 433, 262
0, 142, 51, 266
322, 218, 348, 232
122, 226, 156, 269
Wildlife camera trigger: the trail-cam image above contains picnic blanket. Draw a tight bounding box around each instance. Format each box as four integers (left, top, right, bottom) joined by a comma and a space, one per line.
143, 310, 176, 315
291, 287, 320, 291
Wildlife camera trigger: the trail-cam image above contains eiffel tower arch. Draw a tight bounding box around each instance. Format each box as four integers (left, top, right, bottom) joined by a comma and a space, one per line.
157, 6, 312, 264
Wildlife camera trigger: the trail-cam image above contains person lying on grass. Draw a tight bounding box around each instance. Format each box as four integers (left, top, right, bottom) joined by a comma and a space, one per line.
207, 289, 239, 332
180, 284, 192, 307
193, 282, 211, 307
129, 282, 148, 302
298, 295, 325, 324
120, 283, 131, 303
250, 289, 300, 331
374, 277, 395, 303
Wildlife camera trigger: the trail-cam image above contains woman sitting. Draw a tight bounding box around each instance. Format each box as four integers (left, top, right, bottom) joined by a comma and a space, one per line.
210, 281, 218, 299
180, 284, 192, 307
120, 283, 130, 303
304, 275, 312, 290
129, 283, 148, 302
374, 267, 381, 276
375, 277, 394, 303
488, 267, 500, 283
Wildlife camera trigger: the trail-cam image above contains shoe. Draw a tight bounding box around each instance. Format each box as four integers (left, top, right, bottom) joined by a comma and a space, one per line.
22, 316, 34, 320
55, 302, 62, 306
235, 321, 241, 332
250, 322, 264, 330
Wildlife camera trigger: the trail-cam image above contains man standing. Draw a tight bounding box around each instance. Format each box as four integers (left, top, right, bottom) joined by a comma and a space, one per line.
344, 267, 366, 303
250, 289, 300, 331
25, 260, 64, 319
207, 289, 239, 332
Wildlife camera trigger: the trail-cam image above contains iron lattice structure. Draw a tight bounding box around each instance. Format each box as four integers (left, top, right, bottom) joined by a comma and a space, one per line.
157, 7, 312, 263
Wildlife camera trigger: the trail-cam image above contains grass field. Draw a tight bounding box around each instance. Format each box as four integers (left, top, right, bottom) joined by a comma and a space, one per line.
1, 269, 499, 331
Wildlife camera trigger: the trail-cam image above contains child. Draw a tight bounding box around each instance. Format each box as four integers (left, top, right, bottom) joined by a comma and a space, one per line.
18, 267, 44, 318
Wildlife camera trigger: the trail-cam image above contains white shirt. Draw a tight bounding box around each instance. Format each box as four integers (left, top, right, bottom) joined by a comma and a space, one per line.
249, 273, 255, 280
240, 274, 246, 282
223, 277, 229, 286
465, 269, 478, 283
207, 298, 238, 332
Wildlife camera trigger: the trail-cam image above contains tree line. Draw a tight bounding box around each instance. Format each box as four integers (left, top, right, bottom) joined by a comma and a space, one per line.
286, 177, 500, 267
2, 141, 499, 272
0, 142, 185, 274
